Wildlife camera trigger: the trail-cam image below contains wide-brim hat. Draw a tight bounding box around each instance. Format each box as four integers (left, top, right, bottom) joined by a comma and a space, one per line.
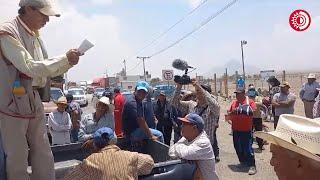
255, 114, 320, 162
279, 81, 291, 88
55, 96, 67, 105
307, 73, 316, 79
98, 97, 111, 105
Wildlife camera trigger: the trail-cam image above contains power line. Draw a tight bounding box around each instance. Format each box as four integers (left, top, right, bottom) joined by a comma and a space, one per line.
127, 60, 143, 73
149, 0, 239, 58
132, 0, 209, 57
124, 0, 209, 73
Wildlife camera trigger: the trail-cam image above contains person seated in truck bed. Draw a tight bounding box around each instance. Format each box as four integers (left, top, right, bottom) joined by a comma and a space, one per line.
169, 113, 219, 180
63, 127, 154, 180
48, 96, 72, 145
78, 97, 115, 144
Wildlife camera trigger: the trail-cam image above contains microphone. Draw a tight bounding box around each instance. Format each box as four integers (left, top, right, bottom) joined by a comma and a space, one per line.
172, 59, 193, 71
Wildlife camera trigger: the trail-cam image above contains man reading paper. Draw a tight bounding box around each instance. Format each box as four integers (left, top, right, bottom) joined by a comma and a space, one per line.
0, 0, 83, 179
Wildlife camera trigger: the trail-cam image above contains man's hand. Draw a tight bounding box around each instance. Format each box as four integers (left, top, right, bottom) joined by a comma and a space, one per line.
66, 49, 83, 66
150, 135, 158, 141
82, 139, 94, 150
191, 79, 200, 87
176, 83, 183, 89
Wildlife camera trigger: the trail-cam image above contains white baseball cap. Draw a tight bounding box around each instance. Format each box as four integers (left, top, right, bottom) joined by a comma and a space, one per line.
19, 0, 61, 17
255, 114, 320, 162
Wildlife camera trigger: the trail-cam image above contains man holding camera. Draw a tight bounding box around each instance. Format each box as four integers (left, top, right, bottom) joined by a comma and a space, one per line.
171, 79, 220, 161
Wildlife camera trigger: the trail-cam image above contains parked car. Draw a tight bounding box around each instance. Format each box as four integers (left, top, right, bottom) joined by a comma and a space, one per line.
50, 87, 64, 102
121, 91, 132, 100
28, 139, 196, 179
153, 85, 175, 99
93, 87, 105, 99
67, 88, 88, 107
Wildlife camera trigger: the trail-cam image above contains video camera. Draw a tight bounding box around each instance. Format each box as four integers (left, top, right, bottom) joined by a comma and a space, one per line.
172, 59, 193, 85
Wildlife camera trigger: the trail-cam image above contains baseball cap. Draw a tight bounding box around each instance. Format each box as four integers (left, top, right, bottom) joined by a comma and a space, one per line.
136, 81, 149, 92
279, 81, 291, 88
178, 113, 204, 131
19, 0, 61, 17
200, 84, 212, 93
93, 127, 115, 147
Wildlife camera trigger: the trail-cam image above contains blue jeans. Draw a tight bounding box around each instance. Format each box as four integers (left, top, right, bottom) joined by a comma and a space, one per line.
70, 129, 79, 143
0, 133, 6, 180
130, 128, 164, 143
232, 131, 255, 167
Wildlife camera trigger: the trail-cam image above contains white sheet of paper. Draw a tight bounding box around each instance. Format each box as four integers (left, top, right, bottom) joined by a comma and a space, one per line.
78, 39, 94, 54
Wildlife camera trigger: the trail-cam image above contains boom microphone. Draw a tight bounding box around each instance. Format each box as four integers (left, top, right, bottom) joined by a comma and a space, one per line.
172, 59, 193, 71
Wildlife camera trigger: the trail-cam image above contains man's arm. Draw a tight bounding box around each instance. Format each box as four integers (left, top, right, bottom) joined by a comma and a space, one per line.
0, 36, 74, 78
272, 94, 281, 107
169, 139, 213, 160
78, 117, 93, 142
137, 117, 154, 139
136, 153, 154, 176
278, 94, 296, 107
193, 82, 220, 118
63, 160, 95, 180
299, 84, 305, 100
171, 83, 192, 113
48, 113, 70, 132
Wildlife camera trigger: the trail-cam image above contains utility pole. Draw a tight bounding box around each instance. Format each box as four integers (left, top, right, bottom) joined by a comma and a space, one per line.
137, 56, 150, 81
123, 59, 127, 76
241, 40, 247, 82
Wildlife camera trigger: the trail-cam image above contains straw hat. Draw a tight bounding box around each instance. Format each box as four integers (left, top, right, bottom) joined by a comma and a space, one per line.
56, 96, 67, 105
255, 114, 320, 162
307, 73, 316, 79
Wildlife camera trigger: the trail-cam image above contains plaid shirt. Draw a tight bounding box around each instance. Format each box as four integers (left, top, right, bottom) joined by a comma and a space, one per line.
63, 145, 154, 180
171, 86, 220, 145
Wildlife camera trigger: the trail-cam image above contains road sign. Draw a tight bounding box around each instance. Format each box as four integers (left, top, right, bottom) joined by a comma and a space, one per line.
260, 70, 275, 80
162, 70, 174, 81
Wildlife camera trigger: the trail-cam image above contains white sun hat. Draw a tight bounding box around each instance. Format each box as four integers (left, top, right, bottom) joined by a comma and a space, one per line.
307, 73, 316, 79
97, 96, 114, 112
255, 114, 320, 162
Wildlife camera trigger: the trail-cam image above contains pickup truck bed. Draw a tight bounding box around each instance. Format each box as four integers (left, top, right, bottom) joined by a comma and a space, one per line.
28, 139, 196, 180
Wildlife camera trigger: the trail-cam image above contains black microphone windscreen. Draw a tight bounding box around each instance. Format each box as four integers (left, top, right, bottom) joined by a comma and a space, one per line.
172, 59, 188, 71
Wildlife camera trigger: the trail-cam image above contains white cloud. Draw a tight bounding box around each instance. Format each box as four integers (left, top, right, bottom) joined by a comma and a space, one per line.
91, 0, 113, 6
188, 0, 204, 9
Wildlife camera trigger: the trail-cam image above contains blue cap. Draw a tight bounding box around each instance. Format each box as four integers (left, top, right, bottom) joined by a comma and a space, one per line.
93, 127, 115, 147
247, 90, 257, 97
136, 81, 149, 92
178, 113, 204, 131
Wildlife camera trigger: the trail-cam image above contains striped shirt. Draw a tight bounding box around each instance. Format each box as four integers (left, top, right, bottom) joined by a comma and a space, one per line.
63, 145, 154, 180
171, 87, 220, 146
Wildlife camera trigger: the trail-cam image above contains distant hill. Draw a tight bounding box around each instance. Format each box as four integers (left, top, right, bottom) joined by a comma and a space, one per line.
203, 59, 260, 77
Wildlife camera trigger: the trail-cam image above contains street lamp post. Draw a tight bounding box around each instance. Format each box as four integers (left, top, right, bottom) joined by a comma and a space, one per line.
241, 40, 247, 82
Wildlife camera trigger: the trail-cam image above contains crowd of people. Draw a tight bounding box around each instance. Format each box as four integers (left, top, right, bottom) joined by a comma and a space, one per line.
0, 0, 320, 179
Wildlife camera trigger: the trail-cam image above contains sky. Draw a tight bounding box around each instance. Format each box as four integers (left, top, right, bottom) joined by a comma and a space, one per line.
1, 0, 319, 82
